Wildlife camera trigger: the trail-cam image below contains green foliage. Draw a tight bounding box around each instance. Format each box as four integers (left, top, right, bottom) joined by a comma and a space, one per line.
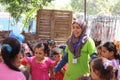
0, 0, 53, 27
70, 0, 120, 15
112, 0, 120, 15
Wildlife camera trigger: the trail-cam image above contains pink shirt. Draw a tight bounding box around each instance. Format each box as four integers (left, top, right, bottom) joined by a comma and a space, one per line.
28, 56, 53, 80
0, 62, 26, 80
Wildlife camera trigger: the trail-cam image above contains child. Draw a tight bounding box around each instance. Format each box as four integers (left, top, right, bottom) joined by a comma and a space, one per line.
47, 39, 57, 50
90, 57, 116, 80
26, 43, 54, 80
19, 49, 32, 80
102, 42, 120, 80
52, 47, 67, 80
47, 39, 57, 60
0, 37, 26, 80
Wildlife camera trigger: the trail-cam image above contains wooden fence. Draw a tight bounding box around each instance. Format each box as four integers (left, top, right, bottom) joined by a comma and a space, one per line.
36, 9, 72, 44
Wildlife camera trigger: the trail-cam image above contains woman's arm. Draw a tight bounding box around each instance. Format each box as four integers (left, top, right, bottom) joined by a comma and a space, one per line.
54, 52, 68, 72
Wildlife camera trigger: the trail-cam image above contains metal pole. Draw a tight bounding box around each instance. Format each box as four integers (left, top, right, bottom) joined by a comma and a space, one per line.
84, 0, 86, 21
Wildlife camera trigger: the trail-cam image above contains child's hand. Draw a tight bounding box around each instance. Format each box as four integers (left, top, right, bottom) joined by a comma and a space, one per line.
61, 68, 65, 74
49, 72, 55, 80
26, 64, 30, 70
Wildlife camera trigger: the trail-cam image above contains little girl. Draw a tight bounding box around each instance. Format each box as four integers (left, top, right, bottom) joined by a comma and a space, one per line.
0, 37, 26, 80
90, 57, 116, 80
102, 42, 120, 80
26, 43, 54, 80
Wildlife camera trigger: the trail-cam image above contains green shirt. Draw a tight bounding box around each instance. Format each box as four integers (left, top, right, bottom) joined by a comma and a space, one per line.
64, 38, 96, 80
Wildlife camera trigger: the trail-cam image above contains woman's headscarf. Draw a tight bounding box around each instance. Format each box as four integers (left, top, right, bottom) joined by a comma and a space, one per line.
66, 19, 88, 58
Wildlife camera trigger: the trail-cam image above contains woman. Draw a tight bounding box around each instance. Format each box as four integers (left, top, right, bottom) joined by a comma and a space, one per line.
0, 37, 26, 80
54, 19, 97, 80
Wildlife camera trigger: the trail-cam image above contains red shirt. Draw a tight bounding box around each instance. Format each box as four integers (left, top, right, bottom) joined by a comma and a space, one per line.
53, 61, 68, 80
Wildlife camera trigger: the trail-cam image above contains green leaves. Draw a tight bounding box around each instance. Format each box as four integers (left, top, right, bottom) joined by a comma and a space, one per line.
70, 0, 120, 15
0, 0, 53, 27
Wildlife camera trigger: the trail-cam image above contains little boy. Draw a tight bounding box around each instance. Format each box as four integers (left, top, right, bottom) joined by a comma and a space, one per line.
52, 47, 67, 80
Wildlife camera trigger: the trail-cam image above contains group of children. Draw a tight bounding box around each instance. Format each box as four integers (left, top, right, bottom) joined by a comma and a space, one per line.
77, 41, 120, 80
0, 36, 120, 80
20, 39, 120, 80
20, 39, 67, 80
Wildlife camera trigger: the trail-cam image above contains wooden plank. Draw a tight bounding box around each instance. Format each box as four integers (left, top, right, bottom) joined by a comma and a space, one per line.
54, 24, 69, 27
54, 32, 68, 37
55, 19, 71, 22
38, 27, 51, 32
38, 25, 51, 28
39, 19, 51, 23
54, 31, 68, 34
55, 21, 69, 25
55, 37, 68, 40
37, 31, 50, 34
38, 35, 50, 38
54, 11, 72, 15
54, 26, 69, 29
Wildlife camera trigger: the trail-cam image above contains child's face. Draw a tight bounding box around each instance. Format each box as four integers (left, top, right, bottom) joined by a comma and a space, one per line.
14, 52, 23, 68
34, 48, 45, 61
53, 54, 62, 62
101, 46, 114, 59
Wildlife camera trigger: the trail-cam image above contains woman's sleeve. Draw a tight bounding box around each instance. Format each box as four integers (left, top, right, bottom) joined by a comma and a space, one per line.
87, 38, 97, 59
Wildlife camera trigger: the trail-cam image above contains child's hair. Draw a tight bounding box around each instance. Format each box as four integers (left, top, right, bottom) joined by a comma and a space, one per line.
52, 47, 61, 55
34, 43, 46, 53
47, 39, 56, 46
91, 57, 115, 80
1, 37, 21, 71
97, 45, 102, 50
43, 42, 50, 55
94, 39, 101, 47
103, 42, 120, 61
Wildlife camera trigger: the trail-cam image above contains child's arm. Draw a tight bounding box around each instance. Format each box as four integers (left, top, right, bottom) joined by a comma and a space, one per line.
21, 57, 31, 70
49, 66, 54, 80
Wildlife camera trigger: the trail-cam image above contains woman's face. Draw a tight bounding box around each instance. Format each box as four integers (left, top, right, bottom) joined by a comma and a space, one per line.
72, 23, 82, 37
